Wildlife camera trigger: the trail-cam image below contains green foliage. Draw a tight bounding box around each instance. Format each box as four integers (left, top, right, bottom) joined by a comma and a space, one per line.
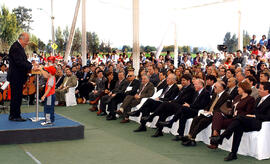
122, 45, 132, 52
99, 41, 112, 53
144, 45, 157, 52
71, 28, 82, 54
55, 26, 65, 53
0, 5, 20, 48
87, 31, 99, 54
12, 6, 33, 32
223, 32, 238, 53
63, 25, 69, 51
192, 47, 199, 54
27, 34, 38, 52
243, 30, 251, 48
37, 38, 46, 52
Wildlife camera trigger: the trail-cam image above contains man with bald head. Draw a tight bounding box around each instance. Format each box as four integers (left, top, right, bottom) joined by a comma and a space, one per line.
7, 32, 38, 121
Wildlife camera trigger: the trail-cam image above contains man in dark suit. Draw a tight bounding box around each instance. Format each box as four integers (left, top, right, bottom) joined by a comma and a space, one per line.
160, 79, 211, 141
156, 71, 167, 91
128, 73, 179, 131
7, 33, 38, 121
55, 69, 65, 89
99, 71, 128, 116
205, 75, 217, 96
226, 77, 238, 100
89, 70, 107, 111
106, 71, 140, 120
141, 74, 196, 137
182, 81, 230, 146
210, 82, 270, 161
147, 65, 159, 87
116, 74, 155, 123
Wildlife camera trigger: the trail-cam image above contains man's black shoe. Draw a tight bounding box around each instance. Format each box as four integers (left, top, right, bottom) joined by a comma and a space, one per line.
106, 115, 116, 120
210, 136, 223, 145
134, 125, 146, 132
224, 152, 237, 161
127, 111, 140, 117
159, 121, 173, 128
9, 117, 27, 122
182, 140, 196, 146
172, 135, 189, 142
151, 130, 163, 137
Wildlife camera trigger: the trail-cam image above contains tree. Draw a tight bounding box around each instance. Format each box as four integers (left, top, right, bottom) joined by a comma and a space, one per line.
27, 34, 38, 52
12, 6, 33, 32
181, 46, 191, 53
0, 5, 20, 51
38, 38, 46, 52
46, 40, 52, 54
86, 31, 99, 54
55, 26, 64, 53
122, 45, 132, 52
144, 45, 157, 53
223, 32, 238, 53
243, 30, 251, 48
63, 26, 69, 51
162, 45, 174, 52
71, 28, 82, 55
192, 47, 199, 54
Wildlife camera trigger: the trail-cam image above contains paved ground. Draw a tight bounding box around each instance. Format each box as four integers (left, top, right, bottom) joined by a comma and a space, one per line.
0, 104, 268, 164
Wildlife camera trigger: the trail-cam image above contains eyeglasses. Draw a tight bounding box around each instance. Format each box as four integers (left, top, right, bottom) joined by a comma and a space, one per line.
127, 75, 133, 77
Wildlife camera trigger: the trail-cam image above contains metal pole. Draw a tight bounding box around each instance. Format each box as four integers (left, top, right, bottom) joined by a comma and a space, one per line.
64, 0, 81, 62
82, 0, 87, 66
51, 0, 55, 56
35, 74, 39, 119
174, 22, 178, 68
132, 0, 140, 76
237, 0, 243, 51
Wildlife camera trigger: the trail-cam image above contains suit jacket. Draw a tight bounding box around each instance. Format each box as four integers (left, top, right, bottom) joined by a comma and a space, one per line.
61, 74, 78, 89
205, 85, 214, 96
56, 75, 65, 89
105, 79, 116, 91
206, 91, 230, 112
95, 77, 107, 92
156, 79, 167, 91
228, 86, 239, 100
254, 96, 270, 122
7, 41, 32, 83
189, 88, 211, 111
150, 73, 160, 87
172, 84, 196, 105
233, 95, 255, 116
125, 79, 140, 96
138, 82, 155, 99
112, 79, 129, 95
79, 72, 91, 84
159, 83, 179, 102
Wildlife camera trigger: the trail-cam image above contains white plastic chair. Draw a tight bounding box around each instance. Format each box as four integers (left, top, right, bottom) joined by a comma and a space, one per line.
65, 81, 78, 107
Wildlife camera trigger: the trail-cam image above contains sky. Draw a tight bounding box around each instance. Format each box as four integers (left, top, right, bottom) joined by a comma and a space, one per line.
1, 0, 270, 51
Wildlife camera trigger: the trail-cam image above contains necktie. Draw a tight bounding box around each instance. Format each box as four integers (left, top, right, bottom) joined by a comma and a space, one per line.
159, 86, 170, 98
139, 84, 147, 96
192, 92, 200, 104
209, 95, 219, 113
257, 98, 264, 107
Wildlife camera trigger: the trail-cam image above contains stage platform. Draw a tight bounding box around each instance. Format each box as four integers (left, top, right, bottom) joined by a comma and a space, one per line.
0, 112, 84, 145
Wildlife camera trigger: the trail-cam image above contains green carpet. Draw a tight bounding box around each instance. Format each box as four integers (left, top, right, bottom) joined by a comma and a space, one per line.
0, 104, 269, 164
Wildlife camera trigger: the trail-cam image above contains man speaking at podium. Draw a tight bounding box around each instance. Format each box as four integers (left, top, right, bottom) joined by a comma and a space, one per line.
7, 32, 39, 122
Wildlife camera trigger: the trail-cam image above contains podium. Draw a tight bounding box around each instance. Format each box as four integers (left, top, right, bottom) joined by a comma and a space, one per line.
29, 70, 45, 122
